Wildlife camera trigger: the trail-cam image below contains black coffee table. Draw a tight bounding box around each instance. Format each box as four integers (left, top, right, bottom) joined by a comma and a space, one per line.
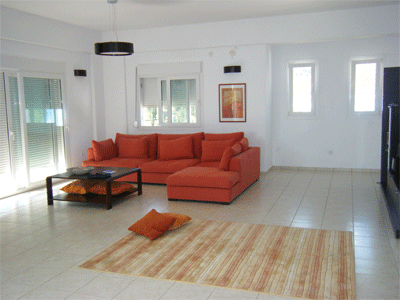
46, 167, 142, 210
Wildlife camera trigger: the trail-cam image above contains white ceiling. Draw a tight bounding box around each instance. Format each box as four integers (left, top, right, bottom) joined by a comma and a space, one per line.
1, 0, 399, 31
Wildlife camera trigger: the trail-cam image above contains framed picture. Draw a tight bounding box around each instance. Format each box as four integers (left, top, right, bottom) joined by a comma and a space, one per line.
219, 83, 246, 122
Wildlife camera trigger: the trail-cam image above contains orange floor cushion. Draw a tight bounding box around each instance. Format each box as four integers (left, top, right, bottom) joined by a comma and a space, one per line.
128, 209, 177, 240
89, 181, 134, 195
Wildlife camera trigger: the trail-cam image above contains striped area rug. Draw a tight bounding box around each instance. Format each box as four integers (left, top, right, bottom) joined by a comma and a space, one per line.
80, 219, 356, 299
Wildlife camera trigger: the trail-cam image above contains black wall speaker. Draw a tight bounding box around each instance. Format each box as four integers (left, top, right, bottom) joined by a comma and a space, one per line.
224, 66, 241, 73
74, 69, 87, 77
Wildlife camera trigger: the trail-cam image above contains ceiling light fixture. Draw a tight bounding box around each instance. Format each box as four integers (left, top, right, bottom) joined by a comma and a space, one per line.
95, 0, 133, 56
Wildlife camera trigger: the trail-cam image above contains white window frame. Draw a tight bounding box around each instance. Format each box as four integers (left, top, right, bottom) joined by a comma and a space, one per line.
288, 61, 317, 117
136, 62, 202, 129
350, 58, 382, 116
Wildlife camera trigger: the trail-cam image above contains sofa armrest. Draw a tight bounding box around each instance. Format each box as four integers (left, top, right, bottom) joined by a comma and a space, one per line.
229, 147, 260, 181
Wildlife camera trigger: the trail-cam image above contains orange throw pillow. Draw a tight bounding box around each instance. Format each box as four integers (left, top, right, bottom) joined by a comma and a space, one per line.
87, 148, 95, 161
161, 213, 191, 230
61, 180, 98, 194
91, 139, 117, 161
89, 181, 134, 195
159, 136, 194, 160
128, 209, 177, 240
240, 137, 249, 151
219, 143, 242, 171
201, 139, 235, 162
232, 142, 242, 155
118, 137, 149, 159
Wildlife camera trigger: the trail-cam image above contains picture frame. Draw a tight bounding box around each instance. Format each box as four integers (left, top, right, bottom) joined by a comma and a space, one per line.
219, 83, 246, 122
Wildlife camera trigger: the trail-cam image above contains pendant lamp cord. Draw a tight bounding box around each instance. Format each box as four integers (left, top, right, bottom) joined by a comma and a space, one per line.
108, 0, 119, 42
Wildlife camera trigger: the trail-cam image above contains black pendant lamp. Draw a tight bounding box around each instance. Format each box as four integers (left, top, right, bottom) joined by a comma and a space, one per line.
95, 0, 134, 56
95, 41, 133, 56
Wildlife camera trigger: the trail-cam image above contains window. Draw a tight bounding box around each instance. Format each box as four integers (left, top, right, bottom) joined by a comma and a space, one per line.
140, 76, 199, 127
137, 62, 201, 128
350, 59, 382, 114
288, 62, 316, 115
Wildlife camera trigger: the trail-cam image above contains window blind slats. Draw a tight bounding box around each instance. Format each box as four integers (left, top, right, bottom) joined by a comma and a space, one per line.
9, 76, 24, 178
141, 78, 159, 106
23, 77, 65, 183
170, 79, 196, 107
0, 73, 11, 174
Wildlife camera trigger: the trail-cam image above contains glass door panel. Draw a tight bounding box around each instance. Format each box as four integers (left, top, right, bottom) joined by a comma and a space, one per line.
23, 77, 65, 184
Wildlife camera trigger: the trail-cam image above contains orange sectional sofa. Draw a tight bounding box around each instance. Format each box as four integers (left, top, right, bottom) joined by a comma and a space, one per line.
82, 132, 260, 204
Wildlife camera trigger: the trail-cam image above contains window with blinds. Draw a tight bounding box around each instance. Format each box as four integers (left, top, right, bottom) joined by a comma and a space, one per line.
0, 73, 11, 179
140, 77, 199, 127
0, 71, 66, 198
0, 72, 26, 196
137, 62, 201, 128
23, 77, 65, 183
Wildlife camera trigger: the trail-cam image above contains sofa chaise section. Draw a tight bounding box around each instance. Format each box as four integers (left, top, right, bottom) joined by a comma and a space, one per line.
166, 147, 260, 203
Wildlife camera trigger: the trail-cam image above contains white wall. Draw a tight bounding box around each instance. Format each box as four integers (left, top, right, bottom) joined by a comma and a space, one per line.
0, 6, 104, 167
2, 4, 398, 171
122, 5, 400, 52
101, 4, 399, 172
101, 45, 271, 171
271, 36, 400, 170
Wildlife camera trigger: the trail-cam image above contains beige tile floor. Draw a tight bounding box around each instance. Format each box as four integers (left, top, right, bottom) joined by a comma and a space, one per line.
1, 169, 399, 299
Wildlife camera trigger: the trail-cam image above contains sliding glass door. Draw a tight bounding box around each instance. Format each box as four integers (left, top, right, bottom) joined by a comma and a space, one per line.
0, 71, 66, 198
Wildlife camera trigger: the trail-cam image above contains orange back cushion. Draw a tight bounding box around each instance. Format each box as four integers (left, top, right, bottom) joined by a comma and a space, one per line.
115, 133, 158, 159
157, 132, 204, 159
205, 132, 244, 143
91, 139, 117, 161
201, 139, 235, 162
159, 136, 194, 160
118, 137, 149, 159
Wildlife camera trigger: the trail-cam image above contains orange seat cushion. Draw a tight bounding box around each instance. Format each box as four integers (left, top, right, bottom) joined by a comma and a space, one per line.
159, 136, 194, 160
128, 209, 177, 240
82, 157, 153, 168
201, 139, 235, 162
91, 139, 117, 161
140, 158, 200, 174
118, 137, 149, 159
167, 167, 239, 189
195, 161, 220, 168
89, 181, 134, 195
